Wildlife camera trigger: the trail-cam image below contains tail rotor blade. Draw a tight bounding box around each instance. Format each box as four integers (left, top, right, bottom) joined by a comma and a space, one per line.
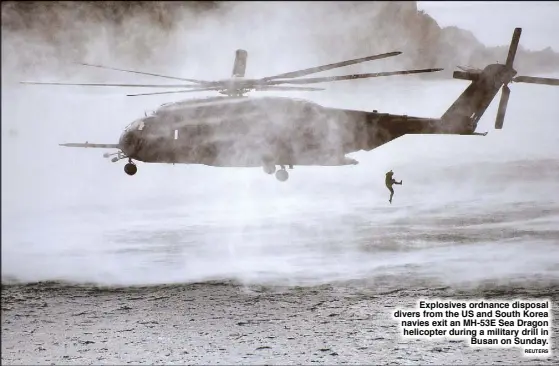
505, 28, 522, 69
495, 85, 510, 129
513, 76, 559, 86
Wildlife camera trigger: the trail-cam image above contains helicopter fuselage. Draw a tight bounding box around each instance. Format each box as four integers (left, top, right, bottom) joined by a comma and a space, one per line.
48, 27, 557, 182
117, 96, 452, 169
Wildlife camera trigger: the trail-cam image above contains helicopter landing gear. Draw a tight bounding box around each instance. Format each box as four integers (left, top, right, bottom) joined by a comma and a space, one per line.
262, 164, 276, 175
275, 168, 289, 182
261, 159, 291, 182
105, 150, 127, 163
124, 160, 137, 176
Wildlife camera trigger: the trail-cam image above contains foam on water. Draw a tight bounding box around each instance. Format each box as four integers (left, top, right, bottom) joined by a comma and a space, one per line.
2, 3, 559, 288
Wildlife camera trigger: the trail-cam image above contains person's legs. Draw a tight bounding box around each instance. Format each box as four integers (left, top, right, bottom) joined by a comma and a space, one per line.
388, 186, 394, 203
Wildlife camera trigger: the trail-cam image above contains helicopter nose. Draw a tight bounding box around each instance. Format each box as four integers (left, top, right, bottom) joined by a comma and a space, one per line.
119, 130, 140, 157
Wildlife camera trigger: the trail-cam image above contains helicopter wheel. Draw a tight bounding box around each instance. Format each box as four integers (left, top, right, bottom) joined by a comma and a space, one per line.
124, 162, 137, 176
263, 164, 276, 175
275, 169, 289, 182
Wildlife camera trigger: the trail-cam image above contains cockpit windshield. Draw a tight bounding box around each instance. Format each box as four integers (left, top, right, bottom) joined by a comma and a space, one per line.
124, 118, 146, 132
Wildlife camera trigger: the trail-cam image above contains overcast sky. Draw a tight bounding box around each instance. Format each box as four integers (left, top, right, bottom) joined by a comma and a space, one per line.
417, 1, 559, 51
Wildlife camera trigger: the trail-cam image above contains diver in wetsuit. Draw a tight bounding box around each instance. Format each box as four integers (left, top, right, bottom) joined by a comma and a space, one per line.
385, 170, 402, 204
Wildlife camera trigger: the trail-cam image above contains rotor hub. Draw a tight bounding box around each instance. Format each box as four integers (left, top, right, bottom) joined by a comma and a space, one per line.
501, 67, 518, 84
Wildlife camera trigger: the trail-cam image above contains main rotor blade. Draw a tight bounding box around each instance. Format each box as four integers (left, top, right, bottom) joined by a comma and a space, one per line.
513, 76, 559, 86
505, 28, 522, 69
20, 81, 203, 88
254, 86, 325, 91
495, 85, 510, 129
126, 87, 221, 97
259, 51, 402, 81
78, 62, 212, 85
264, 68, 444, 86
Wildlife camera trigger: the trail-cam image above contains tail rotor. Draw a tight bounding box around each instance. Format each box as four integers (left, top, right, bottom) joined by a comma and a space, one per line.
505, 28, 521, 69
513, 76, 559, 86
447, 27, 558, 133
493, 28, 520, 129
494, 27, 559, 129
494, 85, 510, 129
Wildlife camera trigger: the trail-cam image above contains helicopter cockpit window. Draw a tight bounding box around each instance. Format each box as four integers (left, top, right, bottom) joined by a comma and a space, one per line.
125, 119, 140, 132
124, 118, 150, 132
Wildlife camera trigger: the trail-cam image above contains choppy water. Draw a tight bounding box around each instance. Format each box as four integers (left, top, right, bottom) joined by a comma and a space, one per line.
3, 5, 559, 365
2, 69, 559, 288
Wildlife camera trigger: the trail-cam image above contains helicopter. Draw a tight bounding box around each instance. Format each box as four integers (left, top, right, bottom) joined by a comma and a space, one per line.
22, 28, 559, 182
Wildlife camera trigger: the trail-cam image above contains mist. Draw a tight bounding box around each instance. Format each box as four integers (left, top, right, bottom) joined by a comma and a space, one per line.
2, 1, 559, 288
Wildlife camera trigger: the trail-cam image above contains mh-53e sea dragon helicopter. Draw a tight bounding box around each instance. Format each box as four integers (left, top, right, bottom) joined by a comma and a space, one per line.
22, 28, 558, 182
